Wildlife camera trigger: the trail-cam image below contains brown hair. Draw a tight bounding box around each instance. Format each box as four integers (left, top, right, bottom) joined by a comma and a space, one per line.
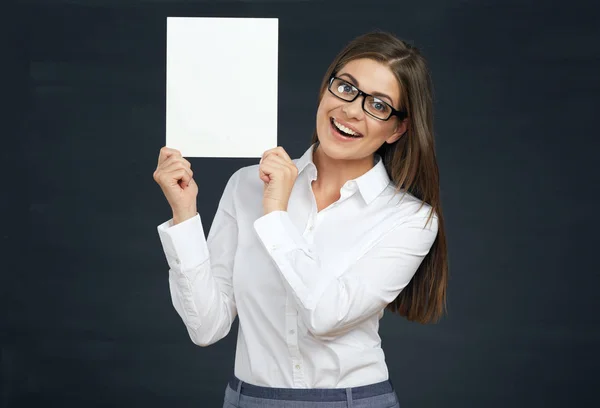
311, 31, 448, 324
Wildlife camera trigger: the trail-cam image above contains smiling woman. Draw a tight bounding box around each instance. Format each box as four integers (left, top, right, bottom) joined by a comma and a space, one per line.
311, 33, 446, 323
153, 31, 447, 408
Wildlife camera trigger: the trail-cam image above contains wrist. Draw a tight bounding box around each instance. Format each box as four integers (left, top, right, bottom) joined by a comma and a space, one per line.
172, 208, 197, 225
264, 206, 287, 215
263, 197, 288, 215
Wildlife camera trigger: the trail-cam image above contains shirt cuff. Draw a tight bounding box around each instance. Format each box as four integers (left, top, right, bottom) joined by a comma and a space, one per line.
157, 213, 208, 273
253, 211, 307, 253
253, 211, 327, 309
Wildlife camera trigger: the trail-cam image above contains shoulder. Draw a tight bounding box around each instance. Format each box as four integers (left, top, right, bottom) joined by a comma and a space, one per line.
219, 162, 259, 184
223, 163, 262, 196
381, 186, 438, 231
230, 163, 260, 181
218, 164, 263, 212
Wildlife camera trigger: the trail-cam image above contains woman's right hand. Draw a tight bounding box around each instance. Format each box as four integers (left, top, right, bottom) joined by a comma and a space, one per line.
153, 146, 198, 224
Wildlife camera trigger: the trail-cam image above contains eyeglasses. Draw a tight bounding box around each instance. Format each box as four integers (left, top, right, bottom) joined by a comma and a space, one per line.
327, 76, 407, 121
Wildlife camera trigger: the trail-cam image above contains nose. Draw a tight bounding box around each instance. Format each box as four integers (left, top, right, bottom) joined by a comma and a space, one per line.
341, 95, 365, 120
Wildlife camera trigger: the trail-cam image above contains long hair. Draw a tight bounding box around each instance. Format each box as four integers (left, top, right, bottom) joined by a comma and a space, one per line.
311, 32, 448, 324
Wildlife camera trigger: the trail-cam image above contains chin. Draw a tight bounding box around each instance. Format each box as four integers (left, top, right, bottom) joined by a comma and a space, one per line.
316, 134, 353, 161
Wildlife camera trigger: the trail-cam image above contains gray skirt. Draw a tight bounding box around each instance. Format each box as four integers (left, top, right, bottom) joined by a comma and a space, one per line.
223, 376, 400, 408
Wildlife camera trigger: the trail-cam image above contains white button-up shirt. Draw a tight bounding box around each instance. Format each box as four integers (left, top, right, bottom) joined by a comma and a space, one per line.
156, 143, 438, 388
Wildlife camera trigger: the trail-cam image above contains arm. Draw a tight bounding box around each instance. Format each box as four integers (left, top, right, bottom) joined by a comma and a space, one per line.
253, 208, 438, 340
157, 170, 240, 346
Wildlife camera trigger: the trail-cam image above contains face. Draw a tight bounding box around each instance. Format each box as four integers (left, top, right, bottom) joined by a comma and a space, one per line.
315, 58, 408, 161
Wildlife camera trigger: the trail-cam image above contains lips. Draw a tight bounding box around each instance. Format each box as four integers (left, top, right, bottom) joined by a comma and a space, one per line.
330, 118, 363, 138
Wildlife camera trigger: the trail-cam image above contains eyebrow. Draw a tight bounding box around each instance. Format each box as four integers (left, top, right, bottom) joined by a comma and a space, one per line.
338, 73, 395, 106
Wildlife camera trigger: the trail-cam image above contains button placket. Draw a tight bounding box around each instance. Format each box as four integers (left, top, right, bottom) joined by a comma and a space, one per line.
304, 212, 317, 243
285, 294, 305, 386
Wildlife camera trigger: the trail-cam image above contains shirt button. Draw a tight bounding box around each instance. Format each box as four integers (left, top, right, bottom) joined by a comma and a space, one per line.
295, 364, 301, 370
289, 329, 295, 335
175, 259, 180, 264
270, 244, 278, 251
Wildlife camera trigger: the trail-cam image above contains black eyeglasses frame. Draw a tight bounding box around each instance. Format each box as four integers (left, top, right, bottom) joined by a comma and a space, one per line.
327, 76, 407, 121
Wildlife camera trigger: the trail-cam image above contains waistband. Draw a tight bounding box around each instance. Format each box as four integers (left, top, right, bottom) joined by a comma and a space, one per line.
228, 376, 394, 401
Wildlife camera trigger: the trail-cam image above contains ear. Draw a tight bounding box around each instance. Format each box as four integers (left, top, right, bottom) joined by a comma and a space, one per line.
385, 118, 409, 144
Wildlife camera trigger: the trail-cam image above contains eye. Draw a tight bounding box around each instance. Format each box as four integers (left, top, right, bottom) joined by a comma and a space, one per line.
337, 83, 354, 94
371, 100, 387, 112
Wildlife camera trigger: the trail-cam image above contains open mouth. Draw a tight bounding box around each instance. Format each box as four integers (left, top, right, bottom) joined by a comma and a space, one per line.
330, 118, 363, 138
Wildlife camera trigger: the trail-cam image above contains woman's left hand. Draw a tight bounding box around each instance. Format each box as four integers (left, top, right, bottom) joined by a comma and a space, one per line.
259, 146, 298, 215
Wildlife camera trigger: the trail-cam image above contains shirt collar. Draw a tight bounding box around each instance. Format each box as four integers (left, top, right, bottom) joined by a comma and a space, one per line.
295, 143, 392, 205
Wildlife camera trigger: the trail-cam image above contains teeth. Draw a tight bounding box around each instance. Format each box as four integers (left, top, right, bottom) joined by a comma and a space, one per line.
333, 119, 360, 136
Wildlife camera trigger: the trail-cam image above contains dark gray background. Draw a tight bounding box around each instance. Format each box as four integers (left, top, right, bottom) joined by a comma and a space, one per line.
3, 0, 599, 407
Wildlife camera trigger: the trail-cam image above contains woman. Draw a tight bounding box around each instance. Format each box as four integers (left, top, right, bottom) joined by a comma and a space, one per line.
153, 31, 448, 408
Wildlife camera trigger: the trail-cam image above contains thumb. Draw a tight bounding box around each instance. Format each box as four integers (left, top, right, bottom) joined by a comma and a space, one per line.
179, 176, 194, 189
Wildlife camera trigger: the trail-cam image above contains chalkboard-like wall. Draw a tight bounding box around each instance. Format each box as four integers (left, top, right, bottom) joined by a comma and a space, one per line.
3, 1, 599, 407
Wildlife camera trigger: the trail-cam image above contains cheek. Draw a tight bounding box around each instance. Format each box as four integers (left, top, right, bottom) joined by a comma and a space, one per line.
366, 122, 393, 141
317, 97, 329, 113
316, 99, 330, 126
317, 94, 341, 117
316, 100, 325, 117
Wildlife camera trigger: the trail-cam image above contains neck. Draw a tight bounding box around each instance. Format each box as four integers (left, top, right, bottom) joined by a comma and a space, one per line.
311, 144, 375, 196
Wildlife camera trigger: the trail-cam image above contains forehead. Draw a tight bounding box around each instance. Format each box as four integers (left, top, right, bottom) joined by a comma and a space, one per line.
337, 58, 400, 106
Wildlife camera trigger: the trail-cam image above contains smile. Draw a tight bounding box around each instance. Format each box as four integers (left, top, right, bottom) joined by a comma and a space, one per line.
330, 118, 363, 138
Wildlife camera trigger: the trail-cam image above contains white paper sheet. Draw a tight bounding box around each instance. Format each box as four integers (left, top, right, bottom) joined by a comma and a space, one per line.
166, 17, 278, 157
